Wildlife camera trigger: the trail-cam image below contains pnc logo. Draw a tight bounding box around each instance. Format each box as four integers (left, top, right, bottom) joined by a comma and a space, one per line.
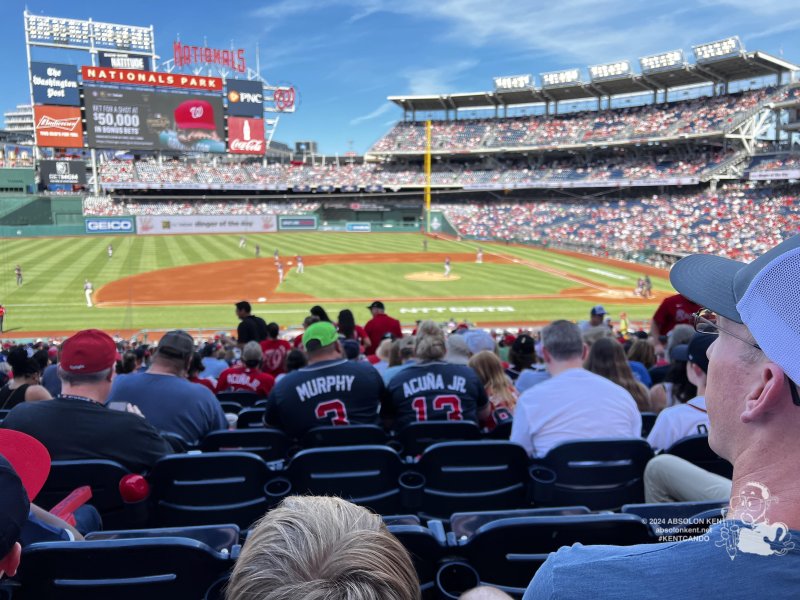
228, 90, 240, 103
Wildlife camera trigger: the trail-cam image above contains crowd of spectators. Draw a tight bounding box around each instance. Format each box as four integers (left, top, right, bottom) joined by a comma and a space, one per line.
748, 153, 800, 172
370, 87, 782, 153
441, 182, 800, 260
94, 150, 728, 198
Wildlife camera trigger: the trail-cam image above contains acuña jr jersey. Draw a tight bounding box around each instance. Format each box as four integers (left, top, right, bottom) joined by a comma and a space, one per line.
386, 361, 489, 430
265, 358, 385, 438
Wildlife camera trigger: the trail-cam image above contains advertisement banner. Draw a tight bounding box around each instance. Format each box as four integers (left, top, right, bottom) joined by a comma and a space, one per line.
81, 66, 222, 92
30, 62, 80, 106
278, 216, 318, 231
226, 79, 264, 116
98, 51, 152, 71
33, 105, 84, 148
346, 223, 372, 232
136, 214, 277, 235
749, 169, 800, 181
85, 218, 136, 234
228, 117, 265, 154
40, 160, 87, 185
84, 87, 225, 152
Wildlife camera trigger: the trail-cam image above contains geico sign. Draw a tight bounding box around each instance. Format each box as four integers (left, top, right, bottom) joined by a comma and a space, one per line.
86, 220, 133, 232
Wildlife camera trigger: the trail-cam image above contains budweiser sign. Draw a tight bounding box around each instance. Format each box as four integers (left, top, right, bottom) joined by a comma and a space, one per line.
36, 115, 80, 131
228, 117, 265, 155
81, 66, 222, 91
33, 105, 84, 148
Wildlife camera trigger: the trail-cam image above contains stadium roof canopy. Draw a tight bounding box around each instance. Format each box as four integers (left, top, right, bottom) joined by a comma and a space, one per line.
388, 49, 797, 113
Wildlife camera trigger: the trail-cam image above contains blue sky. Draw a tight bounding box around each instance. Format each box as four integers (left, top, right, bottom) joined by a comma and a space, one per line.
3, 0, 800, 154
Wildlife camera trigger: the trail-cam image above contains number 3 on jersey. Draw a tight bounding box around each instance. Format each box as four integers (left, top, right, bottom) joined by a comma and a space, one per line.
411, 394, 463, 422
315, 399, 349, 425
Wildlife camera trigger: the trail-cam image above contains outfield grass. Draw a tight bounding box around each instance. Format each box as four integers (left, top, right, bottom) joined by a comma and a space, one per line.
0, 232, 671, 335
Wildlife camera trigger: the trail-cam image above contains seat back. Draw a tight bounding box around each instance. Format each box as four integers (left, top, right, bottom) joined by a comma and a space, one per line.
217, 391, 261, 407
18, 538, 231, 600
535, 439, 654, 510
287, 445, 404, 514
218, 400, 242, 414
37, 460, 131, 529
302, 424, 388, 448
236, 407, 266, 429
149, 452, 271, 529
459, 515, 654, 594
666, 434, 733, 478
85, 524, 240, 554
415, 441, 531, 518
640, 412, 657, 437
200, 428, 291, 462
388, 524, 445, 596
450, 506, 592, 541
396, 421, 481, 456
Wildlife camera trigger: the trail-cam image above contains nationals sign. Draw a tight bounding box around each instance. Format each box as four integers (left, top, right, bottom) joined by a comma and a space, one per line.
228, 117, 265, 155
33, 105, 84, 148
174, 42, 246, 73
81, 66, 222, 91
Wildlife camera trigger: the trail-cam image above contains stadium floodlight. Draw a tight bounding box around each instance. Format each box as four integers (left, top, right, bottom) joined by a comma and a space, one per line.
589, 60, 631, 81
541, 68, 582, 87
24, 12, 153, 53
693, 37, 743, 63
493, 74, 534, 90
640, 50, 685, 73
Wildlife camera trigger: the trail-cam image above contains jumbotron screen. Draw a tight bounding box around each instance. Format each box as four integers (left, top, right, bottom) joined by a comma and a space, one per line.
83, 86, 225, 152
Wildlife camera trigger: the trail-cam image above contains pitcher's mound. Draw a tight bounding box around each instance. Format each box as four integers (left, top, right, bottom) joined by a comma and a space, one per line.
404, 271, 461, 282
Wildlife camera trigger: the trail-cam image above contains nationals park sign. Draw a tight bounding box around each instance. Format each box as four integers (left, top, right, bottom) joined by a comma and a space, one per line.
81, 66, 222, 91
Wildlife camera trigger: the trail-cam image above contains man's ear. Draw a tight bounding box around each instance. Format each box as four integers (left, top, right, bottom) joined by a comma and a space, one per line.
741, 364, 786, 424
0, 542, 22, 578
542, 347, 552, 364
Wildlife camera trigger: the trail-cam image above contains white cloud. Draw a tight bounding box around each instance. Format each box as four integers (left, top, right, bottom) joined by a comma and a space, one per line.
404, 60, 478, 95
350, 102, 395, 125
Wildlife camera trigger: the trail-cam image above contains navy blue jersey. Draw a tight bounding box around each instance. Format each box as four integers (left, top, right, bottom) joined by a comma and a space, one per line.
266, 358, 385, 438
386, 361, 489, 430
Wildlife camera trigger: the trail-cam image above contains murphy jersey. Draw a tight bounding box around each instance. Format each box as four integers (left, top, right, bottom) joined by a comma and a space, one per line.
265, 358, 385, 438
387, 361, 489, 430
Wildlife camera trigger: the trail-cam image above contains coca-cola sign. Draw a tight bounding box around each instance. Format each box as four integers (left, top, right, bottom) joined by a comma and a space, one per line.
228, 117, 265, 155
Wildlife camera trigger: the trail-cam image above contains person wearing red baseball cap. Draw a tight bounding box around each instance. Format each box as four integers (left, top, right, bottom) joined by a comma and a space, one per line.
1, 329, 173, 473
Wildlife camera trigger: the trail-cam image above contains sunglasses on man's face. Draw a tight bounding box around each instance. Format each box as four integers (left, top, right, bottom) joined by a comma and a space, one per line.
693, 309, 800, 406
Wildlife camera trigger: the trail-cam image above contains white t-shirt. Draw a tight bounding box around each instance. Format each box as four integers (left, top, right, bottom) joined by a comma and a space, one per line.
510, 368, 641, 458
647, 396, 709, 451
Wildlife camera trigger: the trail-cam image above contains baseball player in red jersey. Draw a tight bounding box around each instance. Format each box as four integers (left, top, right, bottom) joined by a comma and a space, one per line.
216, 342, 275, 397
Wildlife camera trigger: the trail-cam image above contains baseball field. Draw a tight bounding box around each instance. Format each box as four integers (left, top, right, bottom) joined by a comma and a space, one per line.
0, 232, 673, 338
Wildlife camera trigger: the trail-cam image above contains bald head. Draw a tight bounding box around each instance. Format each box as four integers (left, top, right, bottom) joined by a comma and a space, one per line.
460, 587, 514, 600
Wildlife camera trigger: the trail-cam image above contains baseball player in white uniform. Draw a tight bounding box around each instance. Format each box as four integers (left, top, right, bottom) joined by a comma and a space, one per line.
84, 280, 94, 307
107, 244, 113, 259
239, 236, 246, 249
296, 255, 304, 274
277, 262, 285, 284
444, 256, 451, 278
476, 248, 483, 263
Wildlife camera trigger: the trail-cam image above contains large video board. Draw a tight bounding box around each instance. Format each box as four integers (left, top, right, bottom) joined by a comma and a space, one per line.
83, 86, 225, 152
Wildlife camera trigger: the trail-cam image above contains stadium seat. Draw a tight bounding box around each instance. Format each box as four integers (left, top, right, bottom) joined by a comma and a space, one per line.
36, 459, 133, 530
301, 424, 388, 448
200, 428, 292, 462
531, 439, 654, 510
408, 441, 532, 519
148, 452, 275, 529
236, 407, 266, 429
17, 538, 233, 600
640, 412, 658, 437
439, 514, 654, 596
665, 434, 733, 478
388, 522, 447, 598
218, 400, 242, 414
485, 420, 513, 440
160, 431, 192, 453
449, 506, 593, 541
85, 524, 240, 554
395, 421, 481, 457
217, 391, 262, 407
282, 445, 406, 514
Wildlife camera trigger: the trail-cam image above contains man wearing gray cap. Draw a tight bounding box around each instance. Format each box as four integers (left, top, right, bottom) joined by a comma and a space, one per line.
523, 235, 800, 599
107, 330, 227, 446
